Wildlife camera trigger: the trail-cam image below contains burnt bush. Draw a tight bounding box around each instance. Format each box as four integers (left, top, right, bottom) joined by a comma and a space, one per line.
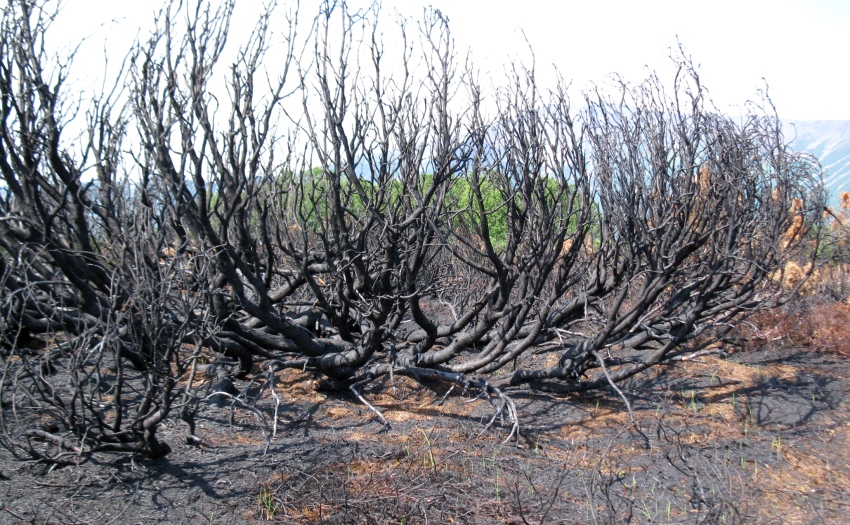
0, 0, 825, 461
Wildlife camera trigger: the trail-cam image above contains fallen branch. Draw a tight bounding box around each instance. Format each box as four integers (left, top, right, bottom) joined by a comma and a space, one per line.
350, 375, 390, 429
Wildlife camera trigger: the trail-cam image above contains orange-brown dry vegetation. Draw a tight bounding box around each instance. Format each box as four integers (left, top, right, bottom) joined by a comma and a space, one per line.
744, 299, 850, 357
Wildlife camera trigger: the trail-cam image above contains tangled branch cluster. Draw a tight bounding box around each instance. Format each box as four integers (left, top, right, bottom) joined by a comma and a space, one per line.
0, 0, 825, 460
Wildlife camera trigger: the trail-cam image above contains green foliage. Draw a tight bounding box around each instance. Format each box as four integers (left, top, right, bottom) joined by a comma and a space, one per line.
449, 173, 511, 250
447, 171, 585, 251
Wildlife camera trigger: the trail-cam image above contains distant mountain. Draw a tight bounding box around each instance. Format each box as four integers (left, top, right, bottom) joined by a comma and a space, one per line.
783, 119, 850, 205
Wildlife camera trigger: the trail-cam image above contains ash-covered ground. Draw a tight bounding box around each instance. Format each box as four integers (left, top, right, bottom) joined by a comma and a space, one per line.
1, 346, 848, 524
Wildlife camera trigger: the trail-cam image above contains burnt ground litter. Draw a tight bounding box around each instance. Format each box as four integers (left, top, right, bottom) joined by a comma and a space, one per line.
1, 345, 848, 524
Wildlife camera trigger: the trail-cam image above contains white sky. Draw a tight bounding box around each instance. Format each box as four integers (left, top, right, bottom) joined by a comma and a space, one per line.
50, 0, 850, 121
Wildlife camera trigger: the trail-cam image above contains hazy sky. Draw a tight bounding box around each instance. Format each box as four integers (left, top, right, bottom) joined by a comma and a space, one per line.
50, 0, 850, 121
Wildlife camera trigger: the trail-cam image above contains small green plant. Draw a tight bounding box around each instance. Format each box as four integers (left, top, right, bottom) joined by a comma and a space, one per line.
638, 500, 653, 520
682, 390, 703, 412
773, 435, 782, 455
257, 484, 277, 520
689, 391, 701, 412
491, 446, 502, 503
495, 466, 501, 504
421, 429, 436, 468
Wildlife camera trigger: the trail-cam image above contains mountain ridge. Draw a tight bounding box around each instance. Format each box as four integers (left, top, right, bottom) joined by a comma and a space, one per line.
783, 119, 850, 204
